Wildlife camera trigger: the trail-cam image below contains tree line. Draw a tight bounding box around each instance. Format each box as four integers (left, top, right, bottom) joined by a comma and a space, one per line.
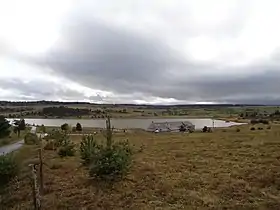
0, 116, 26, 139
240, 110, 280, 119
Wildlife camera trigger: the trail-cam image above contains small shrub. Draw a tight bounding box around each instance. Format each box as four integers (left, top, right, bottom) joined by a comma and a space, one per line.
38, 124, 46, 133
61, 123, 69, 131
89, 140, 132, 180
236, 128, 241, 132
250, 127, 256, 131
58, 143, 75, 157
42, 125, 46, 133
0, 116, 11, 138
80, 135, 100, 165
44, 140, 56, 150
267, 126, 271, 130
251, 119, 269, 125
258, 127, 264, 130
57, 133, 76, 157
13, 119, 26, 137
0, 154, 18, 186
202, 126, 208, 132
86, 116, 133, 181
45, 129, 63, 140
46, 130, 68, 147
76, 123, 82, 132
24, 133, 39, 145
179, 125, 187, 132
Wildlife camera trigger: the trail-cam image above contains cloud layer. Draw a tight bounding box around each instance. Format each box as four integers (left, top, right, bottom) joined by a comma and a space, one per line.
1, 0, 280, 104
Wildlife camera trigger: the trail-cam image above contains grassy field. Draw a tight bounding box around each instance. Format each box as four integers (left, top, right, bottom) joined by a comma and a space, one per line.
2, 102, 280, 119
1, 123, 280, 209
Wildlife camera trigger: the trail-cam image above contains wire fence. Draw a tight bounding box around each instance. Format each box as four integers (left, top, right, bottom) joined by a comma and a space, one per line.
0, 147, 62, 210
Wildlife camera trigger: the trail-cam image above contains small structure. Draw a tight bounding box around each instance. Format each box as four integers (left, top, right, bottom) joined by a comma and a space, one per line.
147, 121, 195, 133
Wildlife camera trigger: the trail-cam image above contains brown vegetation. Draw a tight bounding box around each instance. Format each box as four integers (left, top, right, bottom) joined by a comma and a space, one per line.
1, 124, 280, 209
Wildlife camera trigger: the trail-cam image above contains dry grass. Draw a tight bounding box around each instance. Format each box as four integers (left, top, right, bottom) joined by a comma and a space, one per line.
2, 124, 280, 209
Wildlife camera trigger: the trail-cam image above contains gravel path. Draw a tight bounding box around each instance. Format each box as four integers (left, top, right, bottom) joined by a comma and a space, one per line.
0, 126, 36, 156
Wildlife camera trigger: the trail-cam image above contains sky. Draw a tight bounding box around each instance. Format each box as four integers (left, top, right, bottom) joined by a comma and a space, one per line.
0, 0, 280, 104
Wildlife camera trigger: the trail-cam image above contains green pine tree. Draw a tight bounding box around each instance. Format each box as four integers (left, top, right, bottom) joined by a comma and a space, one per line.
13, 119, 26, 137
0, 116, 11, 139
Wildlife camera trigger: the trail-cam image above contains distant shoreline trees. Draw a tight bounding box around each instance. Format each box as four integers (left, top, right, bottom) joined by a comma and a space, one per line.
76, 123, 82, 132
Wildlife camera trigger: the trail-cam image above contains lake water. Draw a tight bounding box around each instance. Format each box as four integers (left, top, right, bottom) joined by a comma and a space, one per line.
8, 118, 243, 130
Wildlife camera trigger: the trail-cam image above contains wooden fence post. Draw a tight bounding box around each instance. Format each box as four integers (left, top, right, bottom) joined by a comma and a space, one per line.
29, 164, 41, 210
38, 149, 44, 194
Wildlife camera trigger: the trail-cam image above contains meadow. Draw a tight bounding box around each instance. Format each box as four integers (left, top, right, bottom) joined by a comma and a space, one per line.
1, 101, 279, 120
1, 123, 280, 209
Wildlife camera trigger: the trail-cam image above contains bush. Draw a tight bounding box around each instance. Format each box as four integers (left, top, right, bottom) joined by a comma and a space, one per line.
76, 123, 82, 132
80, 135, 100, 165
0, 154, 18, 186
250, 127, 256, 131
202, 126, 208, 132
24, 133, 39, 145
202, 126, 212, 133
45, 129, 59, 139
236, 128, 241, 132
89, 140, 132, 180
38, 124, 46, 133
58, 143, 75, 157
46, 130, 68, 148
85, 116, 133, 181
57, 132, 75, 157
258, 127, 264, 130
0, 116, 11, 139
267, 126, 271, 130
13, 119, 26, 137
250, 119, 269, 125
44, 140, 56, 150
61, 123, 69, 131
179, 125, 187, 132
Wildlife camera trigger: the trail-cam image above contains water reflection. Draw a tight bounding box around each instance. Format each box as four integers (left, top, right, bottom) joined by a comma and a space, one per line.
8, 118, 243, 129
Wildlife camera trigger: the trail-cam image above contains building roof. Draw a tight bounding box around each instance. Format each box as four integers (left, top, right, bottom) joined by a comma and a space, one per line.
147, 121, 195, 132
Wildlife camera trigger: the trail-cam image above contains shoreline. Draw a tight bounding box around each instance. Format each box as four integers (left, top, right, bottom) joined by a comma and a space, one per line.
8, 115, 224, 120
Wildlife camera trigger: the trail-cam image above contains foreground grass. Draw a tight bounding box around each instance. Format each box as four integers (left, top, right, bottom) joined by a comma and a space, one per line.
2, 124, 280, 209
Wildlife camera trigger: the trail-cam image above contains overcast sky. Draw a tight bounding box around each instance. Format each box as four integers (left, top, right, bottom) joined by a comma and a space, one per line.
1, 0, 280, 104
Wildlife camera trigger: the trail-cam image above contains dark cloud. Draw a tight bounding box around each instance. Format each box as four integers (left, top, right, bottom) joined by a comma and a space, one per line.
33, 18, 188, 95
0, 78, 87, 101
13, 14, 280, 104
172, 69, 280, 101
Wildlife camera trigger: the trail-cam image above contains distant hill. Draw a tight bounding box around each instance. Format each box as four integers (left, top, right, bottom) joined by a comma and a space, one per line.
0, 100, 271, 108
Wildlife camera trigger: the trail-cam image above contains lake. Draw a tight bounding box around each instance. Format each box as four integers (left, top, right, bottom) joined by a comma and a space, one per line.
8, 118, 243, 130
